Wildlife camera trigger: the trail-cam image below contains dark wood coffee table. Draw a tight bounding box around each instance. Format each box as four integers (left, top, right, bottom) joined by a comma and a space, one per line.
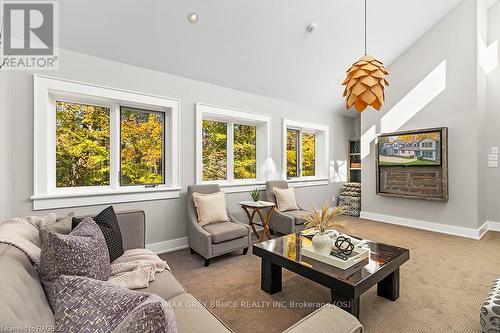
252, 231, 409, 318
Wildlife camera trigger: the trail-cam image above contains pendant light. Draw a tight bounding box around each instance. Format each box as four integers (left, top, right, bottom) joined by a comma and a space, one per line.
342, 0, 389, 112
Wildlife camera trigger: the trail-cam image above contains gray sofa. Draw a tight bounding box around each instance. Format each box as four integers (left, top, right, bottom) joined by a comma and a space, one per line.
0, 209, 363, 333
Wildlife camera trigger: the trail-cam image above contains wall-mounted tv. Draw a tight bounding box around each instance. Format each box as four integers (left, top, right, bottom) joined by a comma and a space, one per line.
377, 129, 442, 167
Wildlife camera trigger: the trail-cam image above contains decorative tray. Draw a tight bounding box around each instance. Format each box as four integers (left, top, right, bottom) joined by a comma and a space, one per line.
302, 234, 369, 270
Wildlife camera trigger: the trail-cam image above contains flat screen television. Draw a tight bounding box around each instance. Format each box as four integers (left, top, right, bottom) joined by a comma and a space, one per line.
377, 129, 442, 167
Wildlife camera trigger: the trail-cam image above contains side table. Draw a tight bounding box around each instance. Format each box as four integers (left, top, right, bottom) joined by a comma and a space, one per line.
238, 201, 276, 242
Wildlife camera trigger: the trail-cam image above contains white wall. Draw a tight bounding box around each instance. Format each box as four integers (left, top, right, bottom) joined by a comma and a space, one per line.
361, 0, 481, 230
0, 49, 356, 248
487, 2, 500, 223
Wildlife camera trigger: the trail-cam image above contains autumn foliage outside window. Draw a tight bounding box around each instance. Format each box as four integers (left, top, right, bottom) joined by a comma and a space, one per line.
56, 101, 110, 187
302, 133, 316, 176
202, 120, 227, 181
286, 129, 299, 178
120, 107, 164, 185
56, 101, 165, 188
202, 120, 257, 181
286, 129, 316, 178
233, 124, 257, 179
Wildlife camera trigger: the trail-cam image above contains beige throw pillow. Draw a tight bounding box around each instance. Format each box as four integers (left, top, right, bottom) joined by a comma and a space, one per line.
273, 187, 299, 212
192, 192, 230, 226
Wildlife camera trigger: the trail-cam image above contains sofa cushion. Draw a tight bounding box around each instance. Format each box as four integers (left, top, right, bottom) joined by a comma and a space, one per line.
273, 187, 299, 212
0, 244, 55, 328
39, 218, 111, 284
73, 206, 124, 262
50, 275, 177, 333
203, 222, 248, 244
169, 293, 231, 333
192, 192, 230, 226
142, 270, 186, 301
284, 210, 310, 225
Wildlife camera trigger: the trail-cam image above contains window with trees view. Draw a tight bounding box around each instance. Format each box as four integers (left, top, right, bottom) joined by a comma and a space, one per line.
56, 101, 110, 187
284, 119, 327, 181
120, 107, 165, 185
34, 75, 180, 211
233, 124, 257, 179
286, 129, 299, 178
302, 133, 316, 176
202, 120, 257, 181
286, 129, 316, 178
202, 120, 227, 181
197, 104, 270, 188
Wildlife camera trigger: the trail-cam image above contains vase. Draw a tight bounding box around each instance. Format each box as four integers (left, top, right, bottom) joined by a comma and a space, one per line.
312, 232, 333, 256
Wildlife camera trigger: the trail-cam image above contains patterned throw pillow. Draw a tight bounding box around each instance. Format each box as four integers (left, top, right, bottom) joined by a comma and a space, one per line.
73, 206, 124, 262
39, 217, 111, 285
50, 275, 177, 333
481, 278, 500, 333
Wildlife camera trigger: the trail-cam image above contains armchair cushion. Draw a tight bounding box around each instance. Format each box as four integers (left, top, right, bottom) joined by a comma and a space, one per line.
203, 222, 248, 244
192, 192, 230, 226
273, 187, 299, 212
283, 210, 310, 225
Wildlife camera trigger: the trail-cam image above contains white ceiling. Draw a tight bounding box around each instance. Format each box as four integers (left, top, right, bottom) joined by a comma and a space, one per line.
59, 0, 462, 116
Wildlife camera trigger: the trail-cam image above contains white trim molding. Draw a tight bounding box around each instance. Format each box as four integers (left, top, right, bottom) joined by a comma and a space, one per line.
360, 211, 500, 240
146, 237, 189, 255
33, 74, 181, 210
195, 103, 272, 190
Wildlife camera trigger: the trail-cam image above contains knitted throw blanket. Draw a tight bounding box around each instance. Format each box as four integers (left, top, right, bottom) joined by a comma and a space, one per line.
108, 248, 170, 289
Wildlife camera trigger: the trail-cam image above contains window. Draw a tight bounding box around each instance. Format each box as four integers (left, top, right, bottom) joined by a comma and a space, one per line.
301, 133, 316, 177
120, 107, 165, 186
286, 129, 299, 178
286, 129, 316, 178
56, 101, 110, 187
33, 75, 180, 210
196, 103, 271, 192
282, 119, 329, 186
233, 124, 257, 179
202, 120, 228, 181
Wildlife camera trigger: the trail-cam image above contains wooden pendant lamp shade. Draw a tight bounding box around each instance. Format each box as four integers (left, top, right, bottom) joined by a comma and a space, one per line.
342, 55, 389, 112
342, 0, 389, 112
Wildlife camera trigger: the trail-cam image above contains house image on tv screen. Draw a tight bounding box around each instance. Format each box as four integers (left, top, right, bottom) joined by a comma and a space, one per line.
378, 132, 441, 166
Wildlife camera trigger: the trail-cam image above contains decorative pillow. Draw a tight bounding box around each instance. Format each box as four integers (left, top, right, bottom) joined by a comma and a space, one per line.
192, 192, 230, 226
73, 206, 124, 262
273, 187, 299, 212
47, 275, 177, 333
39, 217, 111, 283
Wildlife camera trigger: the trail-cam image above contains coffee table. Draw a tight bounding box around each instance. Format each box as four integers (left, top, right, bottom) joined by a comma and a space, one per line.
252, 231, 410, 318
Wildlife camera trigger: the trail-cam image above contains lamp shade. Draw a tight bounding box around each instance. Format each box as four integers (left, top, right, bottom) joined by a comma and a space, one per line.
342, 55, 389, 112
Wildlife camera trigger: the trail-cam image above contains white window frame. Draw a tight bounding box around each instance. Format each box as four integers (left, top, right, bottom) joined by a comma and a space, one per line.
196, 103, 271, 193
282, 118, 329, 187
32, 74, 181, 210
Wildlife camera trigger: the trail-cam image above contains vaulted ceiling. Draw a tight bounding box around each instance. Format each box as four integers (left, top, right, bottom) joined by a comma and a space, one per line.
59, 0, 462, 115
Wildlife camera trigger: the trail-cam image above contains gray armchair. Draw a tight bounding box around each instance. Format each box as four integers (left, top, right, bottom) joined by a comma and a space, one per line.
265, 180, 310, 235
187, 184, 252, 267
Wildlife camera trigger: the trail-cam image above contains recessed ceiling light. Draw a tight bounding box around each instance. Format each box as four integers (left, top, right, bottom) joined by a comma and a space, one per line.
188, 12, 199, 24
306, 22, 317, 33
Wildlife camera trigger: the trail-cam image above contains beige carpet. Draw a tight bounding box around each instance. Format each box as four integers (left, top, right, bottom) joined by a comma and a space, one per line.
161, 217, 500, 333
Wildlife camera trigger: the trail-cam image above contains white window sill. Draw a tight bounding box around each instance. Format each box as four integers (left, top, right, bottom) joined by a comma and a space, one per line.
31, 186, 182, 210
287, 177, 329, 188
199, 180, 266, 194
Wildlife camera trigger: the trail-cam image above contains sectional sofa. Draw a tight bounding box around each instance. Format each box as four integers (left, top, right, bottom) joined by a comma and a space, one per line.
0, 210, 363, 333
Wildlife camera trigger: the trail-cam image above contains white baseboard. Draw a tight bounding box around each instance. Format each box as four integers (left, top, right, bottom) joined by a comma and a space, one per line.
360, 211, 493, 240
487, 221, 500, 232
146, 237, 189, 255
